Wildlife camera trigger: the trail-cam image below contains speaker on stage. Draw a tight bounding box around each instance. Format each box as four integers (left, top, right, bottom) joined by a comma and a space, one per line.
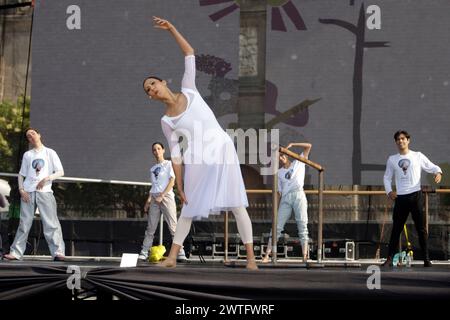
345, 241, 355, 260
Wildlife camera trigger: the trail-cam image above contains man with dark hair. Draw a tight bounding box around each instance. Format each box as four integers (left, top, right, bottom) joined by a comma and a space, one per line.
394, 130, 410, 141
383, 130, 442, 267
3, 128, 65, 261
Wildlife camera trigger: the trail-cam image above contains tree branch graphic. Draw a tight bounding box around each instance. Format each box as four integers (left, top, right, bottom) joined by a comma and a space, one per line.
320, 3, 389, 184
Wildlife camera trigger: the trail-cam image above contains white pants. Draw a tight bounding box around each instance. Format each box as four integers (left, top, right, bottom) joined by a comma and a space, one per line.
173, 206, 253, 245
10, 192, 65, 259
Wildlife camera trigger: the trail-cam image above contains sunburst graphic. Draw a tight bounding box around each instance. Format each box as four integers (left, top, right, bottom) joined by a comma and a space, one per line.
199, 0, 306, 31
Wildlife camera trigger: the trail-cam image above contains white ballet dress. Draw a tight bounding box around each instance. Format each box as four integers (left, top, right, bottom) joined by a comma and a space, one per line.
161, 55, 248, 220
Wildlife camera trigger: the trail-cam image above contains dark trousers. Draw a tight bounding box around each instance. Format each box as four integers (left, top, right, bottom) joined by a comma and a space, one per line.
387, 191, 429, 260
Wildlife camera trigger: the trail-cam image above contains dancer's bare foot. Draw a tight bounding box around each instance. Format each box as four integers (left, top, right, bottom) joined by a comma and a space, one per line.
156, 244, 181, 268
156, 257, 177, 268
243, 243, 258, 270
246, 258, 258, 270
261, 256, 270, 264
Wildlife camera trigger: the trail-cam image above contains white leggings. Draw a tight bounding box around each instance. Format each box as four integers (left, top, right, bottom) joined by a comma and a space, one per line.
173, 207, 253, 245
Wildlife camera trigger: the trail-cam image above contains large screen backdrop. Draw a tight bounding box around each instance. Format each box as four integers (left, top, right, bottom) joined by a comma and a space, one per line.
31, 0, 450, 185
31, 0, 239, 182
266, 0, 450, 185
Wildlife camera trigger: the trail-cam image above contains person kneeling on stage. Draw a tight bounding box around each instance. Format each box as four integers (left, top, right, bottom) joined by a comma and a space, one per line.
3, 128, 66, 261
262, 142, 312, 263
138, 142, 186, 262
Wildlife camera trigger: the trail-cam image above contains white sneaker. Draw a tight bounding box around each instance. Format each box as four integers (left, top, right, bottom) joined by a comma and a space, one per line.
138, 254, 148, 261
177, 248, 188, 262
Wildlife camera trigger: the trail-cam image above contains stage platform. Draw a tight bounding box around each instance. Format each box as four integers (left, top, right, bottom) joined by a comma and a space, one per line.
1, 255, 449, 300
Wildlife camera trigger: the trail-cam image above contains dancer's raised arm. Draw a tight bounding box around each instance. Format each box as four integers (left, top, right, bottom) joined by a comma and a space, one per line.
286, 142, 312, 158
153, 16, 194, 56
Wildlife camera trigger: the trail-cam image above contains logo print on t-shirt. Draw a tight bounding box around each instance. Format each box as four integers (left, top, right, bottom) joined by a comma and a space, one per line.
152, 166, 162, 180
32, 159, 45, 176
398, 159, 411, 175
285, 169, 293, 180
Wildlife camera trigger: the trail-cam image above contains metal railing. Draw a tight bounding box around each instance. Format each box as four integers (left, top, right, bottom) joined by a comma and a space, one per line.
2, 172, 449, 261
221, 150, 449, 264
223, 145, 325, 263
0, 172, 151, 186
223, 187, 450, 263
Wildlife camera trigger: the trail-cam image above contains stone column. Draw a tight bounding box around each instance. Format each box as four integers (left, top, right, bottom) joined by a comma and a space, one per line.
237, 0, 266, 131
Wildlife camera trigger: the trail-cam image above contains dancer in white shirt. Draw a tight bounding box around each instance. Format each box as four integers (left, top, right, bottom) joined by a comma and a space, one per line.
262, 142, 311, 263
143, 17, 257, 270
383, 130, 442, 267
4, 128, 65, 261
138, 142, 186, 262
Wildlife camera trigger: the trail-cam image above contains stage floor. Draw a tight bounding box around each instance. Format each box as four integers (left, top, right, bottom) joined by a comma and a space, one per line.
1, 255, 449, 300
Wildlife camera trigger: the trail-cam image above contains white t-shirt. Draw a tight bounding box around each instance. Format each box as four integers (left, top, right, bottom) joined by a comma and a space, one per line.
278, 155, 306, 196
383, 150, 442, 195
149, 160, 175, 196
19, 146, 63, 193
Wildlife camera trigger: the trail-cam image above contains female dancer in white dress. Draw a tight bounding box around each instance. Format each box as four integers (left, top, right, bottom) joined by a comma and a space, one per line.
143, 16, 257, 270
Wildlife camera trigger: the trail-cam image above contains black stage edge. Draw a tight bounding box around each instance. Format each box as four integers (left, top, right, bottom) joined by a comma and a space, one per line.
1, 258, 449, 301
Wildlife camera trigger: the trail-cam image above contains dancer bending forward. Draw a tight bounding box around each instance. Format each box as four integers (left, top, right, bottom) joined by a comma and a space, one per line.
143, 17, 257, 270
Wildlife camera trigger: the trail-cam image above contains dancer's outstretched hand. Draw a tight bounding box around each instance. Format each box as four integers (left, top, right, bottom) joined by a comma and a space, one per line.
153, 16, 174, 31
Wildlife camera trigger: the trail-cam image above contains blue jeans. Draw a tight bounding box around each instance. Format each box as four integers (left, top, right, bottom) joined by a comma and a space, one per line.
10, 192, 65, 259
267, 189, 308, 250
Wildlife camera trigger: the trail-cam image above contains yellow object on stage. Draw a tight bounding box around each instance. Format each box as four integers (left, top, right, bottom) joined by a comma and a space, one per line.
149, 245, 166, 262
